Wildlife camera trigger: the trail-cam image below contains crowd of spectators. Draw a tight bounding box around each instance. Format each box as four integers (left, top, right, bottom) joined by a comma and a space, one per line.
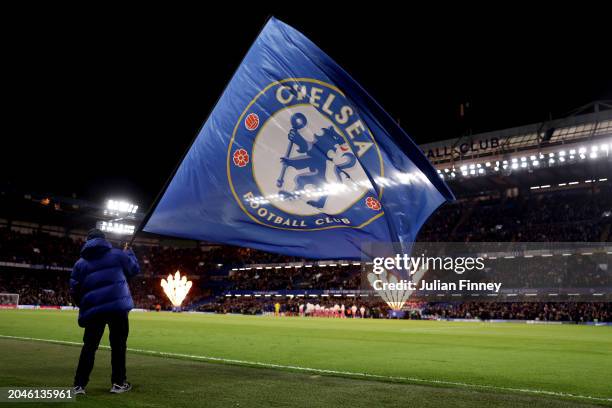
421, 301, 611, 322
0, 229, 83, 267
227, 265, 360, 291
421, 188, 612, 242
422, 254, 611, 289
0, 187, 610, 319
0, 269, 71, 306
1, 265, 610, 323
0, 269, 209, 310
0, 229, 301, 276
1, 188, 610, 273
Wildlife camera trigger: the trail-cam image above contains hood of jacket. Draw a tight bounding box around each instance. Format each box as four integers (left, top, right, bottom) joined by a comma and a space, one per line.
80, 238, 112, 260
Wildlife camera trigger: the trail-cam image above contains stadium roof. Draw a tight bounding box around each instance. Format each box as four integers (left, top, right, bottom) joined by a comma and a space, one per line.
422, 101, 612, 166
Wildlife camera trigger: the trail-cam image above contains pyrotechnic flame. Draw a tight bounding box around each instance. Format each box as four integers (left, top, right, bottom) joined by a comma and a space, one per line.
367, 266, 427, 311
161, 271, 193, 307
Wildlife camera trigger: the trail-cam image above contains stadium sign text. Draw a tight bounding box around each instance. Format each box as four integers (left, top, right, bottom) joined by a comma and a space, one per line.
425, 137, 500, 160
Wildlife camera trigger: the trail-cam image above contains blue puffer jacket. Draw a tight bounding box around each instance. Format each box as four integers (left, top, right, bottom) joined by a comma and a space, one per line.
70, 238, 140, 327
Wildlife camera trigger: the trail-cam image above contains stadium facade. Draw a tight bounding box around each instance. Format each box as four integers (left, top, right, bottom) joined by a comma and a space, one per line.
1, 102, 611, 316
425, 101, 612, 195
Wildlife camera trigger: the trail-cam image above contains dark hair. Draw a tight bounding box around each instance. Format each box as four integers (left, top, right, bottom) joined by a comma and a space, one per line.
86, 228, 106, 241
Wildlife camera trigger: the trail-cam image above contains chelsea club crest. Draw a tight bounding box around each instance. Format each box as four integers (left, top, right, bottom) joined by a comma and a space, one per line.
227, 78, 384, 231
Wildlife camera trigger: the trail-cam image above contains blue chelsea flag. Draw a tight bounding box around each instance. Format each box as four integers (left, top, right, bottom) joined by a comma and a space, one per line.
142, 17, 454, 260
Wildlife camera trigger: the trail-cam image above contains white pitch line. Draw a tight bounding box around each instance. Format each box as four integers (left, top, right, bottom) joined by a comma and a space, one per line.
0, 334, 610, 403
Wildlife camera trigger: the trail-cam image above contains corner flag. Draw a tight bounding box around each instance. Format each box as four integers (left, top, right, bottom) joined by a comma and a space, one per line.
141, 17, 454, 259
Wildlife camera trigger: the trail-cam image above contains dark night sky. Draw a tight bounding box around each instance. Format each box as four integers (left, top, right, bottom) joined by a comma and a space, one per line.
3, 6, 611, 209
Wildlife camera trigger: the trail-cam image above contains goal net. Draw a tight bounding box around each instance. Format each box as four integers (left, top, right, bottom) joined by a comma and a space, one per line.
0, 293, 19, 309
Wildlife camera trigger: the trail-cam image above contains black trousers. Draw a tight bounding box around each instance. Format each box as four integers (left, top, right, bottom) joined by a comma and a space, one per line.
74, 312, 129, 387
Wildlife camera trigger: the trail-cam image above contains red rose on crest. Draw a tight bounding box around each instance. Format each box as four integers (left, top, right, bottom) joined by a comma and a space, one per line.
365, 196, 381, 211
233, 149, 249, 167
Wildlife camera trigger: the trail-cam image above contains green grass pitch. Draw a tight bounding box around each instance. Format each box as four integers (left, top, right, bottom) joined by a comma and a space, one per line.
0, 310, 610, 407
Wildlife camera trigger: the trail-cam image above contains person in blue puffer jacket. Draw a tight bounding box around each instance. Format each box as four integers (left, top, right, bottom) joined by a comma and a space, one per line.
70, 228, 140, 395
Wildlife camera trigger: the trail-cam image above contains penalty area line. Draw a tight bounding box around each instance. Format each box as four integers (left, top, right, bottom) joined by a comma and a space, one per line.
0, 334, 610, 403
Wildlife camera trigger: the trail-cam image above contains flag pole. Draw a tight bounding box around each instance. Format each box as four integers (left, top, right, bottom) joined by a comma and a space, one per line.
127, 16, 275, 248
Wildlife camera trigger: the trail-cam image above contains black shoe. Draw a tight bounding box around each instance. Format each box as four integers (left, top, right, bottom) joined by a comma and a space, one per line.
73, 386, 86, 395
110, 382, 132, 394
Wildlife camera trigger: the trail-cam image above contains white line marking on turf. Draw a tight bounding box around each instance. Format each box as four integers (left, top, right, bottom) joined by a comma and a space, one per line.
1, 334, 610, 403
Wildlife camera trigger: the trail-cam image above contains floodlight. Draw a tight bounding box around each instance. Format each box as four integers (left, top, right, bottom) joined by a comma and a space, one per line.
96, 221, 135, 235
106, 199, 139, 214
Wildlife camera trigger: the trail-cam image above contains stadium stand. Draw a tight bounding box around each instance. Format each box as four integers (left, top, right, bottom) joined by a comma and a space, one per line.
0, 102, 611, 320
